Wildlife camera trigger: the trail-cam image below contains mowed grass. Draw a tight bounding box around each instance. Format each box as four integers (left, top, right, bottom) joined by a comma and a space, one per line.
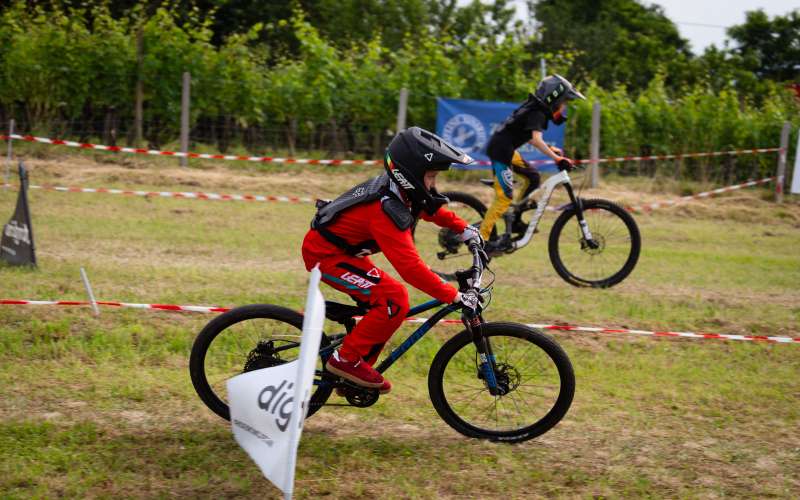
1, 156, 799, 498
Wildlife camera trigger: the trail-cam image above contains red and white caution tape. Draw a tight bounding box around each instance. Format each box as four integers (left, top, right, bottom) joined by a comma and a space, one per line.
2, 298, 798, 344
402, 317, 799, 344
1, 183, 314, 204
529, 323, 799, 344
573, 147, 783, 166
5, 175, 763, 231
2, 181, 553, 210
627, 176, 776, 213
1, 134, 380, 166
0, 299, 229, 314
1, 133, 782, 167
1, 174, 773, 213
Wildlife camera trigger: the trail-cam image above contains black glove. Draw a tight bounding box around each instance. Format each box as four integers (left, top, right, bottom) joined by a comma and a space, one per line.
556, 156, 574, 171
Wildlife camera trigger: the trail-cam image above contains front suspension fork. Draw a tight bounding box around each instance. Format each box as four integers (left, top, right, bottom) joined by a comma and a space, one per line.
563, 183, 598, 249
463, 310, 503, 396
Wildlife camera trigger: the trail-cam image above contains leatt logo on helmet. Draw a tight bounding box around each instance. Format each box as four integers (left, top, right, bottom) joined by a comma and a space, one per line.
391, 169, 415, 190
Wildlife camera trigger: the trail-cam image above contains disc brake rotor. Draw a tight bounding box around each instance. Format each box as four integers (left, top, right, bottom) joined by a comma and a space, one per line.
581, 234, 606, 255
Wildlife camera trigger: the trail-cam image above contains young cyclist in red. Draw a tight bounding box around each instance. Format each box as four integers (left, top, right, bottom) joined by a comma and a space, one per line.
301, 127, 483, 394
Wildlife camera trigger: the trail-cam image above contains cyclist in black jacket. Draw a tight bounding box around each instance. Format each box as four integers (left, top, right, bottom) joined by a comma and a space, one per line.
481, 75, 585, 254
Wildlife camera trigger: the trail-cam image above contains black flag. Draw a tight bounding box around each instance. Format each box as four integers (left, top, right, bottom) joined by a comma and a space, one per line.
1, 161, 36, 266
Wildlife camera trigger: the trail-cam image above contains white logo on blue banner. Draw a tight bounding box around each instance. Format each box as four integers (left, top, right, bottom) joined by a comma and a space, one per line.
436, 97, 565, 171
442, 113, 487, 154
227, 265, 326, 500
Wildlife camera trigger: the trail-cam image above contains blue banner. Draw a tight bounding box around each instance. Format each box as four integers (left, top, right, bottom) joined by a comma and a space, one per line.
436, 97, 565, 171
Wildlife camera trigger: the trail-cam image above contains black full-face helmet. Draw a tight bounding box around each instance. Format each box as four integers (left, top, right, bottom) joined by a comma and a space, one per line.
534, 74, 586, 115
384, 127, 474, 215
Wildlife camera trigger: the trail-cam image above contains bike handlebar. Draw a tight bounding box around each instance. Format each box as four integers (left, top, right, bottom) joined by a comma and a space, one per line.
557, 158, 574, 172
467, 240, 484, 290
452, 240, 489, 297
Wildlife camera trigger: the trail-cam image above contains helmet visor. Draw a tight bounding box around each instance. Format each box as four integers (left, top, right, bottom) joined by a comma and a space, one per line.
567, 87, 586, 101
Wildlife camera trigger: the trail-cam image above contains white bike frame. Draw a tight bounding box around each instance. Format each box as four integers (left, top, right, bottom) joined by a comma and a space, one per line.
512, 169, 594, 249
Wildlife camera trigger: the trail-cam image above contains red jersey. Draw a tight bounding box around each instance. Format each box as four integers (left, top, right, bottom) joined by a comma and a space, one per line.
302, 201, 467, 303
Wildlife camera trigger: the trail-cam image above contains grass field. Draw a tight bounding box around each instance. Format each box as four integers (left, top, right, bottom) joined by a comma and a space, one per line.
1, 154, 799, 498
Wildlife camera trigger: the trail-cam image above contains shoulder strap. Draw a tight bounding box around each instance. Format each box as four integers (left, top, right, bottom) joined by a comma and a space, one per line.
381, 196, 414, 230
314, 174, 389, 227
311, 174, 390, 256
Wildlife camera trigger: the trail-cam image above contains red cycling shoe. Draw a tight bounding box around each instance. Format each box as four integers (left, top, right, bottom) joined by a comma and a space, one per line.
326, 350, 388, 389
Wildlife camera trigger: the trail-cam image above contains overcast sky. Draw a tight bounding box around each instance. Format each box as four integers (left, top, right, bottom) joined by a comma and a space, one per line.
651, 0, 799, 53
510, 0, 799, 55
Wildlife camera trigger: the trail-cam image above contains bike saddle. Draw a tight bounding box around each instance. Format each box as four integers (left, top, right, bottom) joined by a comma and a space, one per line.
479, 178, 494, 186
325, 301, 369, 324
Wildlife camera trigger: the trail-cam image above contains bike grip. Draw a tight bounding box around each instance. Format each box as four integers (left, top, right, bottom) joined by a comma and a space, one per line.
557, 158, 574, 171
468, 243, 481, 266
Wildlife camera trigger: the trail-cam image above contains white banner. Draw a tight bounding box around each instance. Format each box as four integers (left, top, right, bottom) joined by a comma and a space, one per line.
227, 266, 326, 499
791, 129, 800, 195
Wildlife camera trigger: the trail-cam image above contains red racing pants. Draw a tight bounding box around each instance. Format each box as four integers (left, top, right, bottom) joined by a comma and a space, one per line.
314, 254, 410, 365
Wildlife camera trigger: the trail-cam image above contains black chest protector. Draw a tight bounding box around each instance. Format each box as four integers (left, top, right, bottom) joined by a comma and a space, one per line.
311, 174, 415, 256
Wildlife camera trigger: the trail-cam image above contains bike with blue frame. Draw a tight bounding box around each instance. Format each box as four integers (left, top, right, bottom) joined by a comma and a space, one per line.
189, 242, 575, 442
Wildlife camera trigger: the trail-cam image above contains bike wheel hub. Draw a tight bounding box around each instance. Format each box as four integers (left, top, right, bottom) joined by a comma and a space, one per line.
496, 363, 521, 393
243, 340, 284, 372
581, 234, 605, 255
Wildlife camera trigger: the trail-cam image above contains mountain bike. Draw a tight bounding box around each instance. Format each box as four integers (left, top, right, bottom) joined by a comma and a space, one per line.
415, 162, 641, 288
189, 243, 575, 443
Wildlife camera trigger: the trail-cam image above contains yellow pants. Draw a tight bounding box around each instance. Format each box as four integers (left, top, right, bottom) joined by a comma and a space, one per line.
479, 153, 532, 240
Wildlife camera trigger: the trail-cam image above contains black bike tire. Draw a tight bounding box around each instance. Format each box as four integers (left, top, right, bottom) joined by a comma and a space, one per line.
548, 198, 641, 288
441, 191, 488, 218
441, 191, 496, 240
428, 322, 575, 443
189, 304, 333, 422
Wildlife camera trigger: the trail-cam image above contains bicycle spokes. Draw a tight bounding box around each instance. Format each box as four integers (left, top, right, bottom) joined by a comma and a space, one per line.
549, 199, 640, 287
441, 335, 562, 432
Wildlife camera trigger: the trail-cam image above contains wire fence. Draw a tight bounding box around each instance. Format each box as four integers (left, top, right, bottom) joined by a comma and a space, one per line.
0, 112, 395, 160
0, 105, 790, 189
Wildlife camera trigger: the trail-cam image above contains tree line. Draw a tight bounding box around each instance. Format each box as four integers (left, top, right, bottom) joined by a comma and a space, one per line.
0, 0, 797, 181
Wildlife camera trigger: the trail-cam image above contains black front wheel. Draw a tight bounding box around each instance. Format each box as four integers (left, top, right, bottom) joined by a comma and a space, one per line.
428, 323, 575, 443
548, 198, 641, 288
189, 304, 333, 421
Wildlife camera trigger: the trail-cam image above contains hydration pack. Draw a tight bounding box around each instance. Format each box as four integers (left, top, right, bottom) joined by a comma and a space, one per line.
494, 94, 551, 136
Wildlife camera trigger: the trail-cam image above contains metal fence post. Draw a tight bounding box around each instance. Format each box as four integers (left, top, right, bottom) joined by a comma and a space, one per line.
4, 119, 14, 188
775, 121, 790, 203
180, 71, 191, 167
396, 88, 408, 133
590, 101, 601, 188
540, 58, 547, 79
